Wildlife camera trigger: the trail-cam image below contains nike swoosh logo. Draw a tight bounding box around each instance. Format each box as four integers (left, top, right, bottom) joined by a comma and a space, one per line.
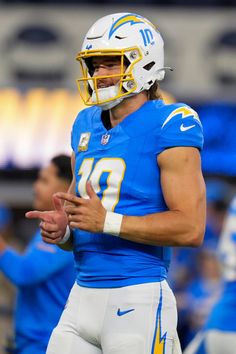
180, 123, 196, 132
117, 308, 135, 316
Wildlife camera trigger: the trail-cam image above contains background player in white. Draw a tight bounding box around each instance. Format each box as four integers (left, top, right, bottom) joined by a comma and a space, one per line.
184, 196, 236, 354
26, 13, 206, 354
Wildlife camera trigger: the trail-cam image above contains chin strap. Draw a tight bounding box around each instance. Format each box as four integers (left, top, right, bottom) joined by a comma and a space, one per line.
99, 97, 124, 110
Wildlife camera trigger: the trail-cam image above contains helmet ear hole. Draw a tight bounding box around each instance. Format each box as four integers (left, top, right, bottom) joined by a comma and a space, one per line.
143, 62, 155, 71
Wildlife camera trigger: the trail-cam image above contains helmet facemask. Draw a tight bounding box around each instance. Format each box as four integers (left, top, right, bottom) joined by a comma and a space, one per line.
76, 47, 143, 110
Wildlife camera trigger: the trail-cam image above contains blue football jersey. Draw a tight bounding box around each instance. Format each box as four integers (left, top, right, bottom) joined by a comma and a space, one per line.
71, 99, 203, 288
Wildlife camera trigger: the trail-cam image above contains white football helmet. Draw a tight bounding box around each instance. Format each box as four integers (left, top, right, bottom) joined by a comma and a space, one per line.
76, 13, 166, 110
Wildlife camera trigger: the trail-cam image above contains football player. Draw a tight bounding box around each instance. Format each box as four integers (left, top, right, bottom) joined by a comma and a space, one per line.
26, 13, 206, 354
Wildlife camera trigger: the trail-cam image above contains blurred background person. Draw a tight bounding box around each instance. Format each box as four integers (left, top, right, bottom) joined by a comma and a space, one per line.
0, 155, 75, 354
0, 204, 15, 353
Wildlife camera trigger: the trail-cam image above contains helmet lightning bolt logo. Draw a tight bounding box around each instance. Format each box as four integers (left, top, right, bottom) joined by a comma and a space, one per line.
109, 14, 155, 39
151, 288, 166, 354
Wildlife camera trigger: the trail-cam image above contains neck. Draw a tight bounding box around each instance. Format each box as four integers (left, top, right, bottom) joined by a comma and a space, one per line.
109, 92, 148, 127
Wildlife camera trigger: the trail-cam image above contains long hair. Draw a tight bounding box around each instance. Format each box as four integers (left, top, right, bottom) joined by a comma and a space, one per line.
147, 81, 162, 100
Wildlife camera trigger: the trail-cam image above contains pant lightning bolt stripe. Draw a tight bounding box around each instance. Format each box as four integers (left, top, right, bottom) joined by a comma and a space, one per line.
151, 284, 167, 354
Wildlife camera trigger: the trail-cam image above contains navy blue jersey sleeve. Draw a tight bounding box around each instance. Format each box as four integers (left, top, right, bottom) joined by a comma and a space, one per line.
156, 105, 204, 155
0, 231, 74, 286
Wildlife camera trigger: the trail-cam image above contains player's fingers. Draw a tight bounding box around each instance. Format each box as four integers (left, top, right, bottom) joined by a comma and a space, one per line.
41, 230, 62, 240
64, 205, 81, 215
55, 192, 82, 206
42, 235, 60, 244
68, 214, 83, 223
69, 221, 80, 229
69, 221, 86, 230
40, 221, 59, 232
52, 195, 63, 212
25, 210, 50, 221
86, 181, 98, 199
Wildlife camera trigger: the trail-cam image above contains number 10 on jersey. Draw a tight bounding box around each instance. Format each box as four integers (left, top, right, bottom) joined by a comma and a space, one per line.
77, 158, 126, 211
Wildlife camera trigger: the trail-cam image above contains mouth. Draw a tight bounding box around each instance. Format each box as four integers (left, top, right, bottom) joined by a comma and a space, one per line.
97, 83, 107, 89
97, 82, 116, 89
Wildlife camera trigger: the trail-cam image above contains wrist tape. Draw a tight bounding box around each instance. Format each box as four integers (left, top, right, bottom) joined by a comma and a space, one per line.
103, 211, 123, 236
59, 225, 71, 244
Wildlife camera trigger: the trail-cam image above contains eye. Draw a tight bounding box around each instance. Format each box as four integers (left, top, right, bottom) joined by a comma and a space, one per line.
106, 63, 117, 68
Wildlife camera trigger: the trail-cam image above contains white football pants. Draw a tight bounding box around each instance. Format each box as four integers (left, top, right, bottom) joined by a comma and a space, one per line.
47, 281, 182, 354
206, 330, 236, 354
183, 330, 236, 354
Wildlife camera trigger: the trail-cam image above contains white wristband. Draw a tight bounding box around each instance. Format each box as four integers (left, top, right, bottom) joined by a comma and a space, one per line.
59, 225, 71, 244
103, 211, 123, 236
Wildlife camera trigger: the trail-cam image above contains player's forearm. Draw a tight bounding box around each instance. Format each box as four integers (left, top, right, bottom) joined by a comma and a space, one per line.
0, 248, 28, 285
120, 210, 205, 247
0, 236, 40, 285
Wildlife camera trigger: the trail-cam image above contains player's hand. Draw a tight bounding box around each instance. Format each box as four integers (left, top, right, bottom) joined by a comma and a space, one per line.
25, 195, 69, 244
55, 181, 106, 233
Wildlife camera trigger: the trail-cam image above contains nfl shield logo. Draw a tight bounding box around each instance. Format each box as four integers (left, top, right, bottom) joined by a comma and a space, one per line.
101, 134, 110, 145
